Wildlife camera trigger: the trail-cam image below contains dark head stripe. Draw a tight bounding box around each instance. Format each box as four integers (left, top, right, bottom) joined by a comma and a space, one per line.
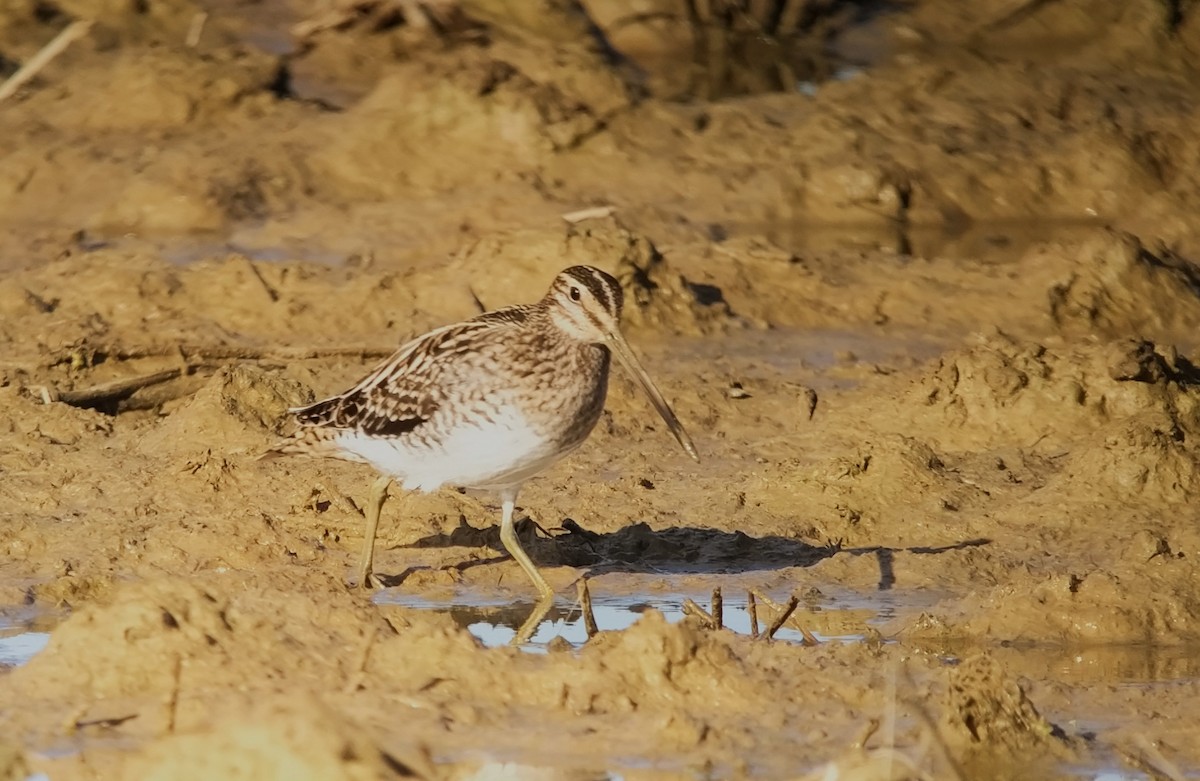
561, 265, 623, 317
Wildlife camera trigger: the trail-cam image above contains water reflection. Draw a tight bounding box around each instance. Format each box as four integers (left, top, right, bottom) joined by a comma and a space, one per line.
377, 586, 896, 653
0, 608, 58, 667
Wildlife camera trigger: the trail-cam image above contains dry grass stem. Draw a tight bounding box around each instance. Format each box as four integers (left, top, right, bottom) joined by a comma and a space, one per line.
47, 368, 183, 407
853, 717, 881, 749
682, 598, 718, 628
185, 12, 207, 47
166, 653, 182, 733
763, 595, 799, 641
0, 19, 94, 103
96, 343, 397, 364
576, 579, 599, 638
561, 205, 616, 223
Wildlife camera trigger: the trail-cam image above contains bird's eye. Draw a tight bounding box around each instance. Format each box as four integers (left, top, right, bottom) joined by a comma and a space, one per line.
569, 286, 581, 301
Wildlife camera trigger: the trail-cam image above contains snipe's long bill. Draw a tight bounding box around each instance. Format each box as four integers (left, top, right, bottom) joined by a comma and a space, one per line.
265, 265, 699, 599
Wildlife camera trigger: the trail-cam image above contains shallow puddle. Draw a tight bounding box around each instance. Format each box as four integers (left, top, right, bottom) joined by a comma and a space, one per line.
0, 609, 53, 668
376, 582, 918, 652
950, 641, 1200, 687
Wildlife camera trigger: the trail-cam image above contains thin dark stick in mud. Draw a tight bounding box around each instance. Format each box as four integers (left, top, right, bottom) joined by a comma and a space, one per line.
241, 256, 280, 303
763, 595, 799, 641
150, 344, 397, 363
576, 579, 599, 638
74, 713, 138, 729
166, 653, 182, 733
754, 589, 819, 644
711, 587, 723, 629
682, 598, 718, 629
853, 717, 881, 749
747, 591, 759, 637
49, 368, 183, 407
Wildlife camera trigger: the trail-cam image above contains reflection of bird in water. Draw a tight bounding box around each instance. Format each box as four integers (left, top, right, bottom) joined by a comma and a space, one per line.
266, 265, 699, 602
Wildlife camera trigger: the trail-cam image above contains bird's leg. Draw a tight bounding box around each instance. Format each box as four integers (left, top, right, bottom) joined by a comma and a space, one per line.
498, 488, 554, 600
357, 475, 393, 590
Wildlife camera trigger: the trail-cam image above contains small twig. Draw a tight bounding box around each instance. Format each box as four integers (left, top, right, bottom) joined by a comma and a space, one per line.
185, 11, 208, 47
241, 256, 280, 302
74, 713, 138, 729
853, 717, 881, 749
711, 587, 723, 629
56, 343, 397, 365
51, 368, 183, 407
185, 344, 397, 361
166, 653, 182, 733
576, 579, 598, 638
753, 589, 819, 644
0, 19, 94, 103
763, 595, 799, 641
561, 205, 616, 224
801, 386, 818, 420
752, 589, 784, 613
682, 598, 717, 629
747, 591, 758, 638
467, 286, 488, 315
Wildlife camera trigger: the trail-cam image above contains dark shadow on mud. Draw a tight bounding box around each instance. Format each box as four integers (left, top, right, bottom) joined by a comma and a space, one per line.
842, 539, 992, 591
399, 515, 833, 575
373, 519, 993, 646
383, 515, 991, 585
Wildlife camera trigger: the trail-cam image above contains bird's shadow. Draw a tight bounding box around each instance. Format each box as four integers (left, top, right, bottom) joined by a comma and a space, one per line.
387, 514, 990, 590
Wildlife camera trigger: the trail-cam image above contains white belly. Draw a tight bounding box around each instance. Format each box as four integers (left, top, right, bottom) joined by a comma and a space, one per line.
333, 407, 575, 492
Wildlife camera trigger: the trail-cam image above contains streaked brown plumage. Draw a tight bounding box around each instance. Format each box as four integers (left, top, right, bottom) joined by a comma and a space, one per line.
267, 265, 699, 597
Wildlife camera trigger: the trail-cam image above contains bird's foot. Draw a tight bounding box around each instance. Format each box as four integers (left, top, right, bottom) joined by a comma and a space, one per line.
351, 571, 388, 590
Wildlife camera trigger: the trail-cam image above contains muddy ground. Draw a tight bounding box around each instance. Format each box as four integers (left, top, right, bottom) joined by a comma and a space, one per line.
3, 0, 1200, 778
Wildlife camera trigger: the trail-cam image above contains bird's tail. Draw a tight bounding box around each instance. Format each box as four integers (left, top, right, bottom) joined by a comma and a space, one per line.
258, 425, 343, 462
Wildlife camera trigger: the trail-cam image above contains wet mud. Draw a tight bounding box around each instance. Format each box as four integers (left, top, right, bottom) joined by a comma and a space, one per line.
4, 0, 1200, 778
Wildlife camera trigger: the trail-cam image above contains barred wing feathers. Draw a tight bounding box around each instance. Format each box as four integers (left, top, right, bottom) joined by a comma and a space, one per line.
291, 305, 534, 438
